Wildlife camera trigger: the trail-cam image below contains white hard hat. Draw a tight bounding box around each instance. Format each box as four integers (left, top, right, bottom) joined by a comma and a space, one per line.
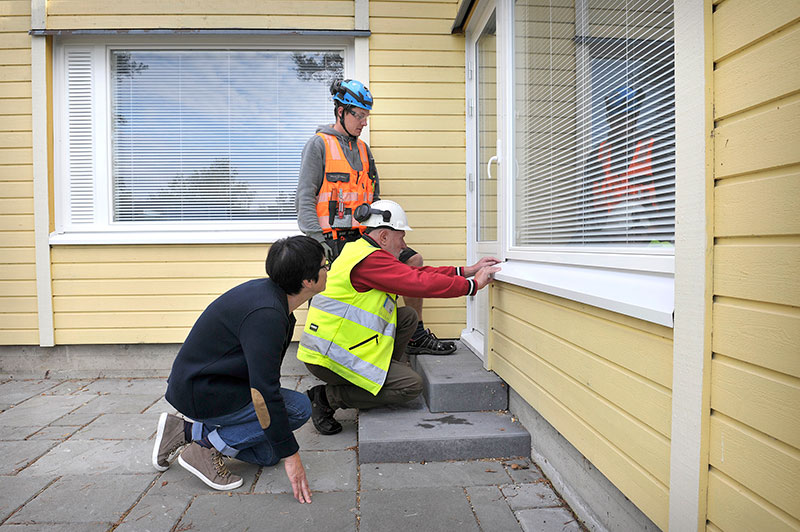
362, 200, 413, 231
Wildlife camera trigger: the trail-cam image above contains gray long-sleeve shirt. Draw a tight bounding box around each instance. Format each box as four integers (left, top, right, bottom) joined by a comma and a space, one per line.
295, 124, 380, 242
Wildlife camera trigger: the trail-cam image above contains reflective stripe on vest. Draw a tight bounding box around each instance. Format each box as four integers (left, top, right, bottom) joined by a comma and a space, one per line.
313, 294, 396, 339
299, 332, 387, 387
297, 238, 397, 395
315, 132, 374, 235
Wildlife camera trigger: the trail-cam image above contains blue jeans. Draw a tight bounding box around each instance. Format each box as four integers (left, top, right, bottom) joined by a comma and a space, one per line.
190, 388, 311, 466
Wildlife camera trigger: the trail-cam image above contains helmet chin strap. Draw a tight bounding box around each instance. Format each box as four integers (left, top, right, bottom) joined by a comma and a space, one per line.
338, 105, 357, 138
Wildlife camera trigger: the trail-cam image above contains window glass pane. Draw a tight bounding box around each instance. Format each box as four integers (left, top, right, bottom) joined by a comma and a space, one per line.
110, 49, 343, 222
513, 0, 675, 247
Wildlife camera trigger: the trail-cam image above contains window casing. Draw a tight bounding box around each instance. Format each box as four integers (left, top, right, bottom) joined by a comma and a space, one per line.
509, 0, 675, 274
53, 37, 352, 244
467, 0, 677, 327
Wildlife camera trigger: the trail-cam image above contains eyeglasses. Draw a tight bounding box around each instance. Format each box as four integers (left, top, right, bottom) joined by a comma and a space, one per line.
347, 109, 369, 122
320, 261, 331, 271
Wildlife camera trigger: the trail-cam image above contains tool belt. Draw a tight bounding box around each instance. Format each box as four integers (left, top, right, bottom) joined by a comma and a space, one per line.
324, 229, 362, 243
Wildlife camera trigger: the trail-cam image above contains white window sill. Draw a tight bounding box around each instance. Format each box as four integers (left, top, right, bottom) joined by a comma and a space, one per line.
494, 259, 674, 327
49, 229, 301, 245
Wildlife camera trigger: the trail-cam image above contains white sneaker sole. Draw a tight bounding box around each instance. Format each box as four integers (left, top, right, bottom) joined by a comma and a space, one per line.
178, 453, 243, 491
152, 412, 170, 472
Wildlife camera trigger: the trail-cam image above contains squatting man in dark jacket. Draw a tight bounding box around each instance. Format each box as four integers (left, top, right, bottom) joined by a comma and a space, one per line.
151, 235, 328, 503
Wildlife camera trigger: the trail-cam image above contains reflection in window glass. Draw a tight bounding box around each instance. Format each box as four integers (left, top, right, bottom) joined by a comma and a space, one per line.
513, 0, 675, 247
111, 50, 343, 222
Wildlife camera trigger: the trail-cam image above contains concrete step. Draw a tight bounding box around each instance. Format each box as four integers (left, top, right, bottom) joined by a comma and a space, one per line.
410, 348, 508, 413
358, 396, 530, 463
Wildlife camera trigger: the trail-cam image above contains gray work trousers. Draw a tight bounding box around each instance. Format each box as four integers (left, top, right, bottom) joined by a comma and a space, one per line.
305, 306, 423, 410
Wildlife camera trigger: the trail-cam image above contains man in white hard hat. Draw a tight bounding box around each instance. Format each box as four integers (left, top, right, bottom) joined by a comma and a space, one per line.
296, 200, 501, 434
296, 79, 457, 356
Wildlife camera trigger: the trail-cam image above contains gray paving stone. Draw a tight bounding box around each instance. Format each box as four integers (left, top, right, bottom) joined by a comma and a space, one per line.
19, 439, 155, 476
360, 460, 509, 490
0, 441, 57, 475
49, 411, 99, 427
25, 426, 78, 441
41, 380, 94, 395
281, 376, 301, 390
72, 394, 159, 415
82, 378, 167, 396
178, 491, 357, 531
0, 380, 59, 405
417, 350, 508, 412
359, 397, 530, 463
516, 507, 583, 532
140, 396, 177, 415
294, 408, 357, 451
115, 492, 193, 532
0, 477, 53, 522
280, 345, 309, 376
360, 486, 479, 532
467, 485, 523, 532
8, 474, 153, 524
0, 427, 39, 441
0, 523, 111, 531
502, 482, 563, 511
254, 450, 357, 493
504, 458, 546, 483
73, 413, 161, 440
0, 396, 89, 427
297, 373, 324, 389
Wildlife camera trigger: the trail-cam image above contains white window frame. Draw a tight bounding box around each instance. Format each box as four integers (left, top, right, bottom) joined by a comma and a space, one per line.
52, 35, 356, 245
484, 0, 676, 327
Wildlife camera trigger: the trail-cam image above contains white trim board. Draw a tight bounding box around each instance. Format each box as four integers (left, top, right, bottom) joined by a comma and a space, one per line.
495, 259, 673, 327
668, 0, 713, 529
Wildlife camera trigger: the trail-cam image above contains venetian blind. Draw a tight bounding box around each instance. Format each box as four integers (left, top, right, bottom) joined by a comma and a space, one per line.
110, 49, 342, 223
513, 0, 675, 247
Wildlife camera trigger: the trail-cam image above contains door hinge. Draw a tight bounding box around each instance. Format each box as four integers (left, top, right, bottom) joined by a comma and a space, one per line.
468, 172, 474, 192
468, 98, 474, 117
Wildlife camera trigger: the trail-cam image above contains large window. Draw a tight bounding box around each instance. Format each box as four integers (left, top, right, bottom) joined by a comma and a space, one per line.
54, 40, 347, 243
513, 0, 674, 255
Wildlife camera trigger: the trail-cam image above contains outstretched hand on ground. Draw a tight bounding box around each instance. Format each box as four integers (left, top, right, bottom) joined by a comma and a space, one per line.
284, 452, 312, 503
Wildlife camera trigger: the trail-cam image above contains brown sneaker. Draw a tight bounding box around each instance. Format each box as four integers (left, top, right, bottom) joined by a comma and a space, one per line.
152, 412, 189, 471
178, 442, 243, 490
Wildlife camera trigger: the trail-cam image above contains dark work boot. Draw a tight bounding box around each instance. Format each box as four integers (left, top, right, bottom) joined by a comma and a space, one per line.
306, 385, 342, 435
406, 328, 457, 355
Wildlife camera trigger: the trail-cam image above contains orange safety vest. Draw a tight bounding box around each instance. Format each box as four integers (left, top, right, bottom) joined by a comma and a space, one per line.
316, 132, 375, 238
593, 138, 656, 212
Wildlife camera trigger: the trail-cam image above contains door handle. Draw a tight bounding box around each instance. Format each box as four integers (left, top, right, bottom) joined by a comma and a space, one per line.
487, 155, 498, 179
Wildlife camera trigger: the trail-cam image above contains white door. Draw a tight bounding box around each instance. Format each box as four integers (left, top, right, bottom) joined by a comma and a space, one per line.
463, 2, 500, 364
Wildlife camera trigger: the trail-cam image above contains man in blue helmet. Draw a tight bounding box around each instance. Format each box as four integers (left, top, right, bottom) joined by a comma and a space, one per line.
296, 78, 457, 356
593, 86, 656, 212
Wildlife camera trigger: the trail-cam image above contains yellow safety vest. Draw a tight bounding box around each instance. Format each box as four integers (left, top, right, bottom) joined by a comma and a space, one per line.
297, 238, 397, 395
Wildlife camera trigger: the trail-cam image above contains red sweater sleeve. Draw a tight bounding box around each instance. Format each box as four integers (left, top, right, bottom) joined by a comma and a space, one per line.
351, 249, 476, 297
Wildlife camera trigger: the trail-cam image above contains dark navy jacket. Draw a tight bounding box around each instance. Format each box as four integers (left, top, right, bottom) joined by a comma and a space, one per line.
165, 278, 298, 458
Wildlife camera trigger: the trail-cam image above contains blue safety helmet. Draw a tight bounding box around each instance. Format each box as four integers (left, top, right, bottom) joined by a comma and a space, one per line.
605, 86, 642, 116
330, 79, 373, 111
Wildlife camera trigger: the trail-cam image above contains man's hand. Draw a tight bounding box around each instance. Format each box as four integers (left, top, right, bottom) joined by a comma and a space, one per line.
474, 266, 501, 290
284, 452, 312, 503
464, 256, 502, 278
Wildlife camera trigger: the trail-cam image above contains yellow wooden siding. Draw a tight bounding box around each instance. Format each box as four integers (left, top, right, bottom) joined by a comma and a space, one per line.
0, 0, 37, 345
490, 283, 673, 530
45, 0, 354, 30
709, 3, 800, 529
712, 0, 800, 61
370, 0, 466, 337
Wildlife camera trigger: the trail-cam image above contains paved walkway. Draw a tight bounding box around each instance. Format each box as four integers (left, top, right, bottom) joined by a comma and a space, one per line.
0, 353, 584, 531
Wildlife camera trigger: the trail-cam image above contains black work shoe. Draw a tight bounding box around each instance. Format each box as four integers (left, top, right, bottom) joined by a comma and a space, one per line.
306, 385, 342, 435
406, 328, 457, 355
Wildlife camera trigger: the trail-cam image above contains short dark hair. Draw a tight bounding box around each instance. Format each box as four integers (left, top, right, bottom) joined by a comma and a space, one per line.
265, 236, 325, 295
